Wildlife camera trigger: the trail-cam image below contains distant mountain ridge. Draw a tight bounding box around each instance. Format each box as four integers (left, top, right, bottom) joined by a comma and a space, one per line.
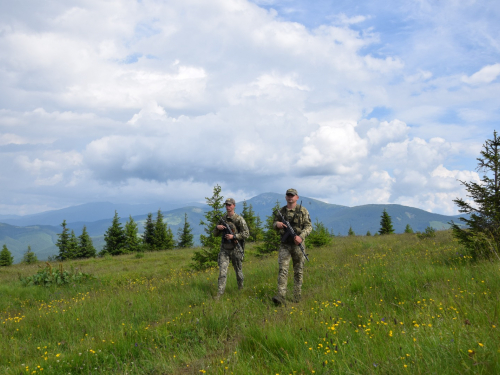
0, 192, 465, 262
0, 201, 207, 227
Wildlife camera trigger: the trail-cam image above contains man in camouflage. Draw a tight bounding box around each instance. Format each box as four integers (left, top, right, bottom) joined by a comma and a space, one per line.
272, 189, 312, 305
213, 198, 249, 299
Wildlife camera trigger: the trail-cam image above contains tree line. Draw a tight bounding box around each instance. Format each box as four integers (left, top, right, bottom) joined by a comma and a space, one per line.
56, 210, 195, 260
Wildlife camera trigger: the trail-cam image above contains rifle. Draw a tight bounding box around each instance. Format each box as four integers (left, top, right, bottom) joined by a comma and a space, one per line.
274, 208, 309, 262
217, 215, 245, 260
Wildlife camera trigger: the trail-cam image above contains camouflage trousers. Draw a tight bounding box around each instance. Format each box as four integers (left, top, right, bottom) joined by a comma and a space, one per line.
217, 247, 244, 295
277, 243, 305, 301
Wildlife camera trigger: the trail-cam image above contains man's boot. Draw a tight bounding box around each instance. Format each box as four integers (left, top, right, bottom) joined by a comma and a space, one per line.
272, 294, 285, 306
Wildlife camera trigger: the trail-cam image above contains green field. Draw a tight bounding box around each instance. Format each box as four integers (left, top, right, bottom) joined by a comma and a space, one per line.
1, 231, 499, 374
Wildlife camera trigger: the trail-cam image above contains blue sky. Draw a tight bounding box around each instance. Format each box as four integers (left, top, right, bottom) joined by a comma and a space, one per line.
0, 0, 499, 216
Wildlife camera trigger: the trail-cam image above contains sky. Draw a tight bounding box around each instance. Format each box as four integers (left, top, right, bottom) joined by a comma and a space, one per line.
1, 0, 499, 216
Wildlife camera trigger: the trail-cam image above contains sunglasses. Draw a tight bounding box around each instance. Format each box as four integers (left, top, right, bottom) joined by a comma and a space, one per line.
286, 194, 296, 197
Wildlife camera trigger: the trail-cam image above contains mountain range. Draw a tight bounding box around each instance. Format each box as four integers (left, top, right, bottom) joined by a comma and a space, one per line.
0, 192, 464, 263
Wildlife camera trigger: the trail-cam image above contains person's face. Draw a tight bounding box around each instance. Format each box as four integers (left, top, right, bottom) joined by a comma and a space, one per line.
226, 203, 235, 214
286, 193, 299, 204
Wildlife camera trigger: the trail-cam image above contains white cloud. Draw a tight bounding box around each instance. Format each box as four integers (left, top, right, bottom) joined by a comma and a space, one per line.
0, 133, 27, 145
462, 63, 500, 85
0, 0, 498, 216
296, 123, 368, 175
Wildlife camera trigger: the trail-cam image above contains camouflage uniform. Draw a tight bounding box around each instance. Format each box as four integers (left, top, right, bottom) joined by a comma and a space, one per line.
273, 204, 312, 302
213, 213, 249, 296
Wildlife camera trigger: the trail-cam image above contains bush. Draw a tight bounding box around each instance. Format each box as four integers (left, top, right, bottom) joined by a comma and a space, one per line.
417, 226, 436, 239
22, 245, 38, 264
307, 219, 333, 248
19, 262, 94, 287
190, 249, 218, 270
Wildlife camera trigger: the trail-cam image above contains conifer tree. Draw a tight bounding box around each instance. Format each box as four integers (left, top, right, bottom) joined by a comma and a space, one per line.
56, 220, 71, 260
77, 226, 96, 258
124, 216, 141, 252
404, 224, 414, 234
366, 231, 372, 236
68, 230, 79, 259
379, 209, 395, 235
0, 244, 14, 266
102, 211, 126, 255
177, 213, 194, 248
452, 130, 500, 259
256, 200, 282, 255
22, 245, 38, 264
241, 200, 262, 242
241, 200, 249, 218
348, 226, 355, 236
165, 226, 175, 249
307, 219, 333, 247
153, 209, 175, 250
142, 213, 155, 250
254, 214, 264, 242
191, 184, 224, 270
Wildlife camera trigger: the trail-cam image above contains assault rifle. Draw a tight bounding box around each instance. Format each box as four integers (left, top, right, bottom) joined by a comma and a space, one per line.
217, 215, 245, 260
274, 209, 309, 262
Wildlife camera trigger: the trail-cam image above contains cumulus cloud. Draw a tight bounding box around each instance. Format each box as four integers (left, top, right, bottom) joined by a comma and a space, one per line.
0, 0, 498, 216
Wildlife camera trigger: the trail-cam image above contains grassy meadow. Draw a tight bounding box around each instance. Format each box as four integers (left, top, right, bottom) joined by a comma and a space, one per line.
1, 231, 499, 374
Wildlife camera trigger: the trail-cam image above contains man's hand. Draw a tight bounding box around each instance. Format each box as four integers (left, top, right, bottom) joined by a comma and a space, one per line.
294, 236, 303, 245
217, 224, 226, 230
276, 222, 288, 229
225, 234, 234, 240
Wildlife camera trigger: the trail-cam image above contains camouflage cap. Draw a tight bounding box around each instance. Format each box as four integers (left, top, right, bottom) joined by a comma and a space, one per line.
225, 198, 236, 205
286, 188, 298, 196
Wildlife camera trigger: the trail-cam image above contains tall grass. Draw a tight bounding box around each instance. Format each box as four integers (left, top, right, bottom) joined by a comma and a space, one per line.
1, 231, 499, 374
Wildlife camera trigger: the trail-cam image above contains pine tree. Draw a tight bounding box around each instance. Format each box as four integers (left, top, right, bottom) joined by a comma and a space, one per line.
452, 131, 500, 259
307, 219, 333, 247
142, 213, 155, 250
56, 220, 71, 261
153, 209, 175, 250
254, 214, 264, 242
348, 226, 355, 236
256, 200, 282, 255
404, 224, 414, 234
177, 213, 194, 248
241, 200, 250, 219
67, 230, 79, 259
0, 244, 14, 266
22, 245, 38, 264
102, 211, 126, 256
379, 209, 395, 235
124, 216, 141, 252
366, 231, 372, 236
191, 184, 224, 270
165, 226, 175, 250
77, 226, 96, 258
241, 201, 262, 242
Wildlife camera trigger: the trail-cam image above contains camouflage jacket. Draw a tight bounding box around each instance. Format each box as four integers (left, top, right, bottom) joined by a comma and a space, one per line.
213, 213, 249, 242
273, 205, 312, 241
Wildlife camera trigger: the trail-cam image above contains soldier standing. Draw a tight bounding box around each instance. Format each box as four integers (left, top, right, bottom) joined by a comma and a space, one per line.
272, 189, 312, 305
213, 198, 249, 299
